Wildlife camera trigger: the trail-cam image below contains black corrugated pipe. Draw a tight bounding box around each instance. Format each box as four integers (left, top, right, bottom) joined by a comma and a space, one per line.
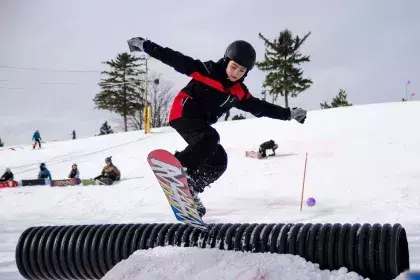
15, 222, 409, 280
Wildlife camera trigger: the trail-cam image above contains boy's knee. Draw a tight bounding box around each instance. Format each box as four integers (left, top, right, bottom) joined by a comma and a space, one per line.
217, 145, 227, 166
203, 129, 220, 145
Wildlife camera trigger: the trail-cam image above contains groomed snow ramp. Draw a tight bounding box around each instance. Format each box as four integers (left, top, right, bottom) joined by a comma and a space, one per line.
15, 222, 409, 280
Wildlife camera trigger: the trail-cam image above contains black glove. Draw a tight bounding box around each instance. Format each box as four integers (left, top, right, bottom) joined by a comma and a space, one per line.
290, 107, 307, 124
127, 37, 146, 52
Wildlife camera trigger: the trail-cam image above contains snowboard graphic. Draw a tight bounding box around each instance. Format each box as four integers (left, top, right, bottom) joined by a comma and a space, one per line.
50, 178, 81, 187
147, 149, 207, 231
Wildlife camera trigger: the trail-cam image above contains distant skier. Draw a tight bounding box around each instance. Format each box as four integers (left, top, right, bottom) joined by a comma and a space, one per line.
72, 130, 76, 140
0, 137, 4, 147
128, 37, 307, 217
32, 130, 42, 149
68, 163, 80, 179
93, 156, 121, 184
38, 163, 52, 180
0, 167, 14, 182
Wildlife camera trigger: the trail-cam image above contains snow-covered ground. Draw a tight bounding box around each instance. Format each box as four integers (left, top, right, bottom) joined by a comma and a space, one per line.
0, 101, 419, 279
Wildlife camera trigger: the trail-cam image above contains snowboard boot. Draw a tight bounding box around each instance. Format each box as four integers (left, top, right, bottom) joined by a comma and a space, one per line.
180, 167, 206, 217
175, 151, 207, 217
189, 185, 206, 217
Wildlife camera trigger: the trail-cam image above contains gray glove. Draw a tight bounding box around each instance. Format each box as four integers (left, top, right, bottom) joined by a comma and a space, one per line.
290, 107, 307, 124
127, 37, 146, 52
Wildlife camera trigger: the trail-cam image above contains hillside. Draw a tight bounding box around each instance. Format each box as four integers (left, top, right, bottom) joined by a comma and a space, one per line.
0, 101, 418, 279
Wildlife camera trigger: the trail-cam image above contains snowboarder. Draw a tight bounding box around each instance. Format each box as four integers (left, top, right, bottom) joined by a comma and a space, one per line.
38, 163, 52, 180
259, 140, 278, 158
32, 130, 42, 149
72, 130, 76, 140
99, 121, 114, 135
128, 37, 307, 216
68, 163, 80, 179
93, 156, 121, 183
0, 167, 14, 182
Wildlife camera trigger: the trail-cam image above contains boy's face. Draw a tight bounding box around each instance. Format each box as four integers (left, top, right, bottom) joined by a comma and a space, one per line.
226, 60, 247, 82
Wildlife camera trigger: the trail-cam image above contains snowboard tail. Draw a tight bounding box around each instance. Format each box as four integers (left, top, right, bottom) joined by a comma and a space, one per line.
82, 178, 113, 186
245, 151, 263, 159
147, 149, 207, 231
20, 179, 49, 186
0, 180, 19, 188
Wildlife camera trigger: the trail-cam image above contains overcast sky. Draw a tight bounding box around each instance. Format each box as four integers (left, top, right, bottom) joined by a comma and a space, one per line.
1, 0, 419, 145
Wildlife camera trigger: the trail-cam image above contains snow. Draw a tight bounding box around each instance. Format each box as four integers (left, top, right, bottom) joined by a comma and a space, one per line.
0, 101, 419, 279
102, 247, 365, 280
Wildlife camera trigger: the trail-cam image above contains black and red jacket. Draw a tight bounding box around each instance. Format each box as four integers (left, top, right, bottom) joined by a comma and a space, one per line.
142, 40, 292, 124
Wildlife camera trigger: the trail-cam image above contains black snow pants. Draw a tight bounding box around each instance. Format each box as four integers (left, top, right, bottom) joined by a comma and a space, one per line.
169, 118, 227, 193
33, 139, 41, 149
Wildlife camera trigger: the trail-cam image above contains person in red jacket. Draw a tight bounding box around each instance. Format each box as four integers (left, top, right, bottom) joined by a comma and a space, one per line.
128, 37, 307, 217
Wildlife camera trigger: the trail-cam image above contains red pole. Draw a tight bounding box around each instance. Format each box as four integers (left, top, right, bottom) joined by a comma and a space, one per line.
300, 152, 308, 211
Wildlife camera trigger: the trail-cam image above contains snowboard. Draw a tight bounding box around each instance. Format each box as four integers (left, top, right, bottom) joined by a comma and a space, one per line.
246, 151, 285, 159
0, 180, 19, 188
245, 151, 263, 159
50, 178, 81, 187
81, 178, 113, 186
19, 179, 49, 186
147, 149, 207, 231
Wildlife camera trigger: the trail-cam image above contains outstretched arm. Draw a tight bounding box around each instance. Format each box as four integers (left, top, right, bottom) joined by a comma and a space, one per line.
235, 94, 291, 120
128, 37, 210, 77
235, 91, 307, 123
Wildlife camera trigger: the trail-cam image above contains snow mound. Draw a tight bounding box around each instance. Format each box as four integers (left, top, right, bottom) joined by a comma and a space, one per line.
102, 246, 366, 280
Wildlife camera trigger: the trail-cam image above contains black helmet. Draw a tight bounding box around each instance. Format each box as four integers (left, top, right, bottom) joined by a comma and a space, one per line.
40, 163, 46, 169
224, 40, 256, 70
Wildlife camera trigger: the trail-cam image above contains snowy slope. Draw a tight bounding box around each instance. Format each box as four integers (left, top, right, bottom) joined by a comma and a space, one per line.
0, 101, 419, 279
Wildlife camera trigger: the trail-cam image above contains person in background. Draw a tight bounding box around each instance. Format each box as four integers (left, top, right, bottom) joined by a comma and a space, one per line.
38, 163, 52, 180
68, 163, 80, 178
32, 129, 42, 149
94, 156, 121, 182
0, 167, 13, 182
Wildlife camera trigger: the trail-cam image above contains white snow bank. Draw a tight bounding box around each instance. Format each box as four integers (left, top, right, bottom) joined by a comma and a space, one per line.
102, 246, 366, 280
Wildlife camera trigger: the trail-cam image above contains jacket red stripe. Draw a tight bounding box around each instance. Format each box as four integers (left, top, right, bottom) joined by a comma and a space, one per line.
189, 72, 249, 101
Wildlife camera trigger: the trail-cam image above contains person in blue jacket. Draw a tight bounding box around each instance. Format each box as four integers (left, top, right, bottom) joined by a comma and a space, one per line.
38, 163, 52, 180
32, 130, 42, 149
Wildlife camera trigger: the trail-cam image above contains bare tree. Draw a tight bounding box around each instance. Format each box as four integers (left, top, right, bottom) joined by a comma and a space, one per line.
128, 107, 145, 130
110, 107, 144, 131
148, 73, 175, 128
109, 114, 139, 131
109, 73, 175, 130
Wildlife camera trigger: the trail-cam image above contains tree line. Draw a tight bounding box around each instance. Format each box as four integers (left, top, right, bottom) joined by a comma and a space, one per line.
93, 28, 353, 132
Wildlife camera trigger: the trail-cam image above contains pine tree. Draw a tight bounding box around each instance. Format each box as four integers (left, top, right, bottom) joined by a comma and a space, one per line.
320, 89, 352, 109
256, 29, 313, 108
94, 52, 146, 132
